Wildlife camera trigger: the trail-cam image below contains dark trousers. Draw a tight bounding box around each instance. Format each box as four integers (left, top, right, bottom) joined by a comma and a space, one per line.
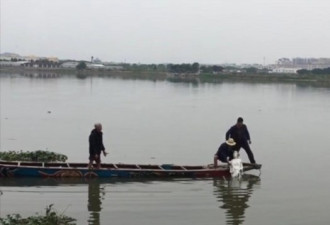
234, 142, 256, 163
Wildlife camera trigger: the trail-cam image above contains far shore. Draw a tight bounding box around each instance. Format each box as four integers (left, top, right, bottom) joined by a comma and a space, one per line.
1, 66, 330, 87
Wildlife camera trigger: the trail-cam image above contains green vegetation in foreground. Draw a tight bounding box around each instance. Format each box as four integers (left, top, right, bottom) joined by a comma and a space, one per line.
0, 150, 68, 162
0, 204, 76, 225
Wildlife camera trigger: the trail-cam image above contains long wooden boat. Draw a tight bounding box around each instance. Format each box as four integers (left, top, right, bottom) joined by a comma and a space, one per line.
0, 161, 261, 178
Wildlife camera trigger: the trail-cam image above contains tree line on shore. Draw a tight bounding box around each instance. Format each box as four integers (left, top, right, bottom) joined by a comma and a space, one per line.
78, 61, 329, 75
78, 61, 227, 74
297, 67, 330, 75
3, 57, 330, 75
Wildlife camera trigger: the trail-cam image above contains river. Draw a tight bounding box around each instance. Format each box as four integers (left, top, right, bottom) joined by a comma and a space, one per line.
1, 72, 330, 224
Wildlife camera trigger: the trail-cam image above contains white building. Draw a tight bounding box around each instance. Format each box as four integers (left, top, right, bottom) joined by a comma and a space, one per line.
0, 61, 29, 67
270, 67, 299, 74
86, 63, 104, 69
60, 61, 79, 68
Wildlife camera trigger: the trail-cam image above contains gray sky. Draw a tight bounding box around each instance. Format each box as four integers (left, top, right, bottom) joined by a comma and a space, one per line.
1, 0, 330, 64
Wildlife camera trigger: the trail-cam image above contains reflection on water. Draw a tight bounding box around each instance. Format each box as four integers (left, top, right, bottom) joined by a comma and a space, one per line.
0, 178, 106, 225
87, 180, 104, 225
0, 177, 89, 186
213, 174, 261, 225
0, 176, 261, 225
22, 72, 61, 78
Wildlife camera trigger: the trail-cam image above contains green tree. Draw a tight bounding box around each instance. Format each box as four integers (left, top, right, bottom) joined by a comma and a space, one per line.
297, 69, 310, 75
245, 67, 258, 73
76, 61, 87, 70
200, 66, 212, 73
192, 62, 200, 73
212, 65, 224, 73
312, 68, 323, 74
168, 63, 200, 73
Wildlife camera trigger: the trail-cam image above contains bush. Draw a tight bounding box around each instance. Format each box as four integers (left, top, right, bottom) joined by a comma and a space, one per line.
0, 150, 68, 162
0, 204, 76, 225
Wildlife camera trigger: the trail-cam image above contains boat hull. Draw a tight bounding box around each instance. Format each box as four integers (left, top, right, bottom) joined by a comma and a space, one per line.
0, 161, 261, 178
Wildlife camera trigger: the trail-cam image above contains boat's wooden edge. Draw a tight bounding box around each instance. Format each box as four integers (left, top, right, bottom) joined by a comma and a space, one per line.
242, 163, 262, 171
0, 160, 261, 171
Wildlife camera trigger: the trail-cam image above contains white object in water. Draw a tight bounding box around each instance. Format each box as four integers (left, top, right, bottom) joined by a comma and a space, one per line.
229, 151, 243, 178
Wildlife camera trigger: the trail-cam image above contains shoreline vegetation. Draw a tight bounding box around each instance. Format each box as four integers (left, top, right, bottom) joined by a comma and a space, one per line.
0, 204, 76, 225
0, 152, 72, 224
1, 65, 330, 87
0, 150, 68, 162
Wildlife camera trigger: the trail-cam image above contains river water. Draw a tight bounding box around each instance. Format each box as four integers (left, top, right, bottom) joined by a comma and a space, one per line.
0, 72, 330, 224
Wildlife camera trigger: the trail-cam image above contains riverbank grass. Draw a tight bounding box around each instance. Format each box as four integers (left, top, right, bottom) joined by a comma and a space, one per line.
0, 204, 76, 225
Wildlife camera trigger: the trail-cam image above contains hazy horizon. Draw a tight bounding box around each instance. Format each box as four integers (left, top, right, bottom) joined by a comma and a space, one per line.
1, 0, 330, 64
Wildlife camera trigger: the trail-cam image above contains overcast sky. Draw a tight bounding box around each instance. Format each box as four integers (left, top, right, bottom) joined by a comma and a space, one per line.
1, 0, 330, 64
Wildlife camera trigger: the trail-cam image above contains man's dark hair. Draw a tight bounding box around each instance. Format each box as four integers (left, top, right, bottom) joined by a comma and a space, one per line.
237, 117, 243, 123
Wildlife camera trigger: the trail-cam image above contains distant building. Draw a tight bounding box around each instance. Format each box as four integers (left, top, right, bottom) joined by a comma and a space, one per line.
0, 61, 28, 67
93, 58, 102, 64
277, 58, 292, 66
276, 57, 330, 70
86, 63, 104, 69
0, 52, 22, 61
270, 67, 299, 74
46, 57, 59, 62
104, 65, 123, 70
23, 55, 40, 62
19, 59, 60, 68
60, 61, 79, 68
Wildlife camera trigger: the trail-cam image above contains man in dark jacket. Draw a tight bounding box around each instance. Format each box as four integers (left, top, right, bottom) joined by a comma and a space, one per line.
226, 117, 256, 164
213, 138, 236, 168
89, 123, 107, 169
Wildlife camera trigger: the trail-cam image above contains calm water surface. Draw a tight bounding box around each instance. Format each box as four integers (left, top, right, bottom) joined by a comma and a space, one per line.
1, 73, 330, 224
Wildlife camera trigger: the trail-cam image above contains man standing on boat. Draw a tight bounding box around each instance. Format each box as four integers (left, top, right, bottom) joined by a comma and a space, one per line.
213, 138, 236, 168
226, 117, 256, 164
89, 123, 107, 169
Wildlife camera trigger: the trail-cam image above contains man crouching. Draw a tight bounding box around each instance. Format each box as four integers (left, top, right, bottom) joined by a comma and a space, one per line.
213, 138, 236, 168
